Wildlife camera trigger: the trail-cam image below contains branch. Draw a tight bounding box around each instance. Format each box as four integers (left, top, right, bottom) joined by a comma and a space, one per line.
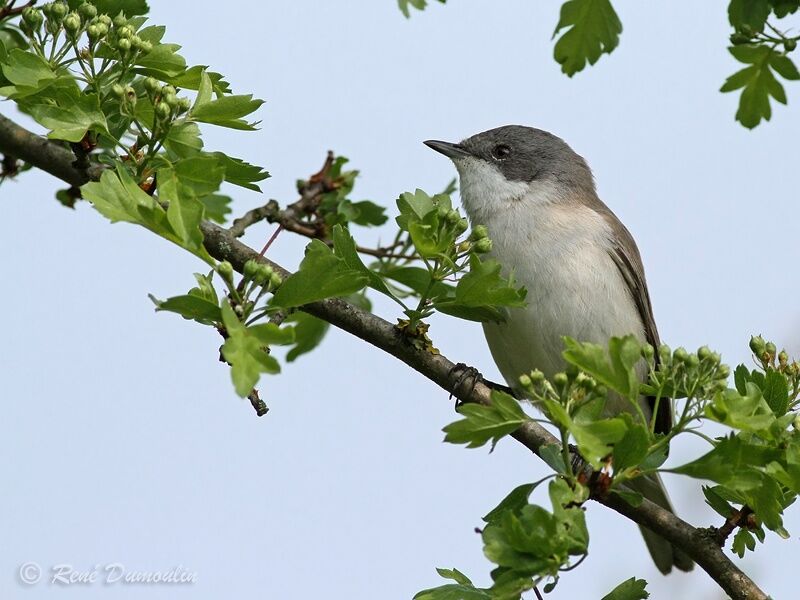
0, 112, 768, 600
713, 505, 755, 547
227, 155, 416, 260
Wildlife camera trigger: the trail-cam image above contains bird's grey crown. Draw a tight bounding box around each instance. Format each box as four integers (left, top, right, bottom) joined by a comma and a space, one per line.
460, 125, 595, 193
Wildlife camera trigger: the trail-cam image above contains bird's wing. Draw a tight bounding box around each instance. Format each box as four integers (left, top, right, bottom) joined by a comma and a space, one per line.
604, 217, 672, 434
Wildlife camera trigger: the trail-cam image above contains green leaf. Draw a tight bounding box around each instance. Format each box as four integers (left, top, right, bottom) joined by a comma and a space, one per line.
483, 482, 539, 524
705, 384, 776, 435
382, 266, 434, 296
168, 65, 231, 94
206, 152, 270, 191
539, 444, 569, 475
728, 0, 770, 31
571, 417, 627, 466
763, 369, 789, 415
220, 301, 293, 397
443, 390, 528, 450
435, 568, 472, 587
562, 335, 641, 399
189, 271, 218, 305
612, 489, 643, 507
134, 42, 187, 78
149, 293, 222, 324
82, 166, 213, 263
601, 577, 649, 600
342, 200, 387, 226
157, 155, 225, 246
190, 94, 264, 130
434, 255, 527, 322
396, 188, 436, 226
552, 0, 622, 76
198, 194, 232, 224
721, 45, 796, 128
733, 364, 751, 394
702, 485, 735, 519
28, 93, 109, 142
284, 312, 330, 362
164, 121, 204, 158
673, 434, 781, 499
612, 418, 650, 472
413, 582, 490, 600
771, 0, 800, 18
331, 224, 401, 304
398, 0, 446, 18
0, 49, 56, 97
270, 239, 370, 308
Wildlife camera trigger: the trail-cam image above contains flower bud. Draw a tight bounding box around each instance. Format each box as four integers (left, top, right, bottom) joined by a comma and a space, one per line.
454, 218, 468, 234
456, 241, 471, 254
216, 260, 234, 282
78, 3, 97, 19
697, 345, 711, 361
50, 1, 68, 20
473, 238, 492, 253
779, 350, 788, 367
97, 14, 111, 26
144, 77, 160, 94
161, 84, 176, 97
673, 347, 688, 363
716, 364, 730, 380
659, 344, 671, 361
155, 101, 171, 119
269, 272, 283, 289
111, 83, 125, 97
786, 39, 798, 52
163, 92, 178, 108
255, 264, 273, 285
641, 343, 655, 361
123, 86, 137, 108
117, 25, 133, 39
518, 374, 532, 388
436, 205, 449, 220
553, 372, 568, 389
687, 353, 699, 368
444, 209, 460, 225
117, 37, 131, 52
139, 40, 153, 53
63, 12, 81, 35
749, 335, 766, 356
21, 7, 44, 32
243, 260, 259, 280
469, 225, 489, 241
112, 13, 127, 28
766, 341, 777, 357
86, 24, 101, 41
529, 369, 545, 385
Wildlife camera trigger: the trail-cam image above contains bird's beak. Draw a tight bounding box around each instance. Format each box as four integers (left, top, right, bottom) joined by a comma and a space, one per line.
423, 139, 470, 159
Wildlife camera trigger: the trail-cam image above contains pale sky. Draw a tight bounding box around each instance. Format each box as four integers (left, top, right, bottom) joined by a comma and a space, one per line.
3, 1, 799, 599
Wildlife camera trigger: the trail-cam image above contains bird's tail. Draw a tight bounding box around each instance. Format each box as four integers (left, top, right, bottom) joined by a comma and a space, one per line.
626, 473, 694, 574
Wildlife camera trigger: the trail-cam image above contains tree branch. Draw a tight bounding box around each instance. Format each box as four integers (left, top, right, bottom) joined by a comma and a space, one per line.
0, 111, 768, 600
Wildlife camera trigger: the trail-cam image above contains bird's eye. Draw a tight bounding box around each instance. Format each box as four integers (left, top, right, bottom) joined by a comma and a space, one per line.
491, 144, 511, 160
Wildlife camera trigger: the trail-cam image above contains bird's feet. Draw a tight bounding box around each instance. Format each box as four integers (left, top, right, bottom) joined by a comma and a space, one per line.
447, 362, 483, 406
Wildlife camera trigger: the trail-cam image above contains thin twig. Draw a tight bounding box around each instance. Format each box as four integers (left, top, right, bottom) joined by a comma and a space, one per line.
714, 505, 755, 547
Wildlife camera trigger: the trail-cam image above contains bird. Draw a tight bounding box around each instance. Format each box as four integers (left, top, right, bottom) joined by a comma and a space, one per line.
424, 125, 694, 575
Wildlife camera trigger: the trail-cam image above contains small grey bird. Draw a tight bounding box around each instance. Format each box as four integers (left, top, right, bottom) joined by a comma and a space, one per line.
425, 125, 693, 575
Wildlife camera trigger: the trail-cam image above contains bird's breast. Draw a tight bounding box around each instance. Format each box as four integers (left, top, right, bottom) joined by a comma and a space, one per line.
478, 201, 646, 389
